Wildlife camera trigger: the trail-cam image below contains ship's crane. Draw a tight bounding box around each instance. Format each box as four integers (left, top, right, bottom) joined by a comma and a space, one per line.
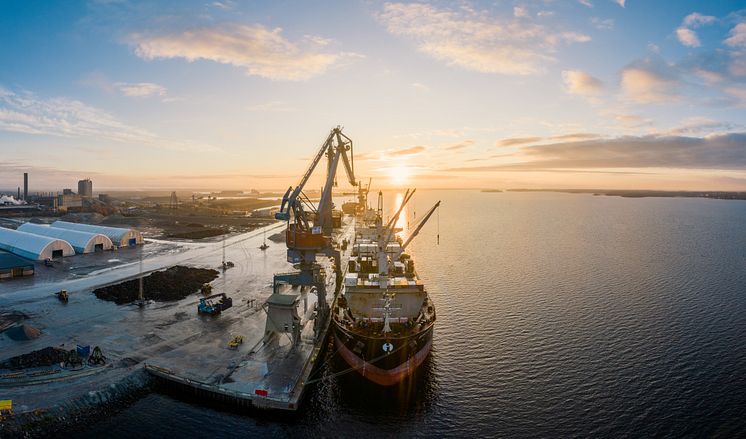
358, 177, 372, 211
401, 201, 441, 249
374, 189, 439, 279
271, 127, 357, 342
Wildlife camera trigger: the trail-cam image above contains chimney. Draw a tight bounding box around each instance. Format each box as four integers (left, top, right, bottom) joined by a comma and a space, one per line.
23, 172, 28, 200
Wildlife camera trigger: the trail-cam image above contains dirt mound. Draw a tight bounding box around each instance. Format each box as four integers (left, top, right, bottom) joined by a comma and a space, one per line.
0, 311, 28, 333
1, 346, 66, 370
93, 266, 219, 304
5, 324, 42, 341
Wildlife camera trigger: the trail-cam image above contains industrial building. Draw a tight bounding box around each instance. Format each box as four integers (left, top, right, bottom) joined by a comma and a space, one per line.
51, 221, 143, 247
78, 179, 93, 198
0, 250, 34, 279
18, 223, 113, 254
0, 227, 75, 261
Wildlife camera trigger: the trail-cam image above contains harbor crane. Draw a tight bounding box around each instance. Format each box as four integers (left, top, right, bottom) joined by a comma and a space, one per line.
272, 127, 357, 340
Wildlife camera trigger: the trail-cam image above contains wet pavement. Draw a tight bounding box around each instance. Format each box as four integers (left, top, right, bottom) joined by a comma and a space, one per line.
0, 222, 289, 413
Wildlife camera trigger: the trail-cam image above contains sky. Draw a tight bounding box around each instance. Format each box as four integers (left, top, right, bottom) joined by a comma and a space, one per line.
1, 0, 746, 192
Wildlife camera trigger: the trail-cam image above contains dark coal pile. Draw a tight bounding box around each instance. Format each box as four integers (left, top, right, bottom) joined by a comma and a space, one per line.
1, 346, 67, 370
93, 266, 219, 304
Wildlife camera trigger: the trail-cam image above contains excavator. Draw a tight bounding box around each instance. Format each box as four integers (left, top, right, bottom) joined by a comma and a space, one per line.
198, 293, 233, 316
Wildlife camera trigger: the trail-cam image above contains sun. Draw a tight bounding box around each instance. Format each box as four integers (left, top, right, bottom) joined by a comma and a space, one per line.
387, 164, 411, 186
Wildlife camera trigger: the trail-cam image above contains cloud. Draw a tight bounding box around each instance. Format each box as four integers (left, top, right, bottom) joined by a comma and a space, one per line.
562, 70, 603, 96
609, 113, 654, 127
614, 0, 625, 8
591, 17, 614, 30
497, 136, 542, 147
0, 86, 218, 152
725, 22, 746, 47
444, 140, 475, 150
723, 85, 746, 106
211, 1, 235, 10
621, 60, 681, 104
377, 2, 590, 75
129, 24, 353, 81
676, 12, 716, 47
447, 133, 746, 171
683, 12, 716, 27
390, 145, 426, 156
549, 133, 599, 141
115, 82, 167, 98
578, 0, 593, 7
513, 6, 528, 18
667, 117, 734, 135
676, 27, 701, 47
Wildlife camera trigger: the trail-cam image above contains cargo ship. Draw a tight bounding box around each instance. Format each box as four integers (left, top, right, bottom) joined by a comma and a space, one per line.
332, 189, 440, 385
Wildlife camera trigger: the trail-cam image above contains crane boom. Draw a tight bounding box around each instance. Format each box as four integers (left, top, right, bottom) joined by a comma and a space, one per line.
401, 201, 440, 249
381, 188, 416, 249
276, 129, 337, 221
336, 130, 356, 187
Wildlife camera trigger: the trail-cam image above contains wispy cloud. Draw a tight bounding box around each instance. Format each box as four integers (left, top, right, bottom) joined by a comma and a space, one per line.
448, 133, 746, 171
675, 12, 716, 47
667, 116, 735, 135
591, 17, 614, 30
613, 0, 626, 8
513, 6, 529, 18
0, 86, 218, 152
115, 82, 167, 98
444, 140, 475, 150
377, 2, 590, 75
578, 0, 593, 8
609, 113, 654, 128
210, 1, 235, 11
549, 133, 599, 141
562, 70, 603, 97
390, 145, 426, 156
129, 23, 357, 81
496, 136, 542, 147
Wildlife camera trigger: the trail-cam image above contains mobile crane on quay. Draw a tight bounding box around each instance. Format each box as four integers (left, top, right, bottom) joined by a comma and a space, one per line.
270, 126, 357, 342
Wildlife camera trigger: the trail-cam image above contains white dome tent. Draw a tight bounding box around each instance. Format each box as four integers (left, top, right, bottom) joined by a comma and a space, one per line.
0, 227, 75, 261
50, 221, 143, 247
18, 223, 113, 254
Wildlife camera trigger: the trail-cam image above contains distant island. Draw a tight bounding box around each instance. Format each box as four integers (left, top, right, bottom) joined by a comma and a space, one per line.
481, 189, 503, 193
506, 189, 746, 200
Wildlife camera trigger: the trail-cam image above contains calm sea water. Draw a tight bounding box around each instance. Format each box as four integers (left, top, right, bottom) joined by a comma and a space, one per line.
78, 191, 746, 438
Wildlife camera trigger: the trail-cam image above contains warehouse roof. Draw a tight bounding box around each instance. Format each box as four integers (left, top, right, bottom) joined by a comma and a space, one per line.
0, 227, 75, 261
50, 221, 142, 246
18, 223, 113, 254
0, 250, 34, 269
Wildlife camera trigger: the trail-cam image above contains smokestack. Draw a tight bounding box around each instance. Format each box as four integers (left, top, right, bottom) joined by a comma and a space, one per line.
23, 173, 28, 200
17, 187, 20, 200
